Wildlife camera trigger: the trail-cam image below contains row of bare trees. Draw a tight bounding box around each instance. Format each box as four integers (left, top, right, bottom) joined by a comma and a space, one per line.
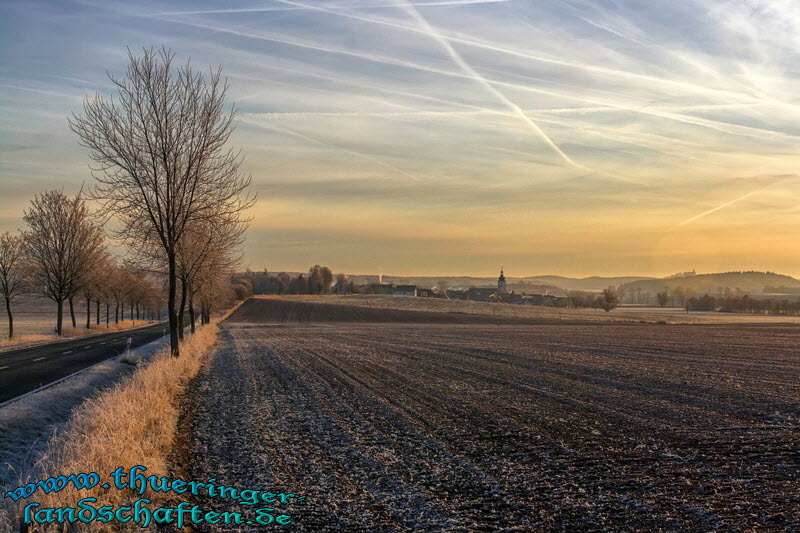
69, 47, 254, 356
0, 191, 164, 339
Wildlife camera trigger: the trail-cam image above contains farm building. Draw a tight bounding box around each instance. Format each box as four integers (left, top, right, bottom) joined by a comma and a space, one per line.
394, 285, 417, 296
467, 288, 497, 302
368, 283, 395, 295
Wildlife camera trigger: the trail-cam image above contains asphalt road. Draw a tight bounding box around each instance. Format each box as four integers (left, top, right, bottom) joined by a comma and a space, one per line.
0, 323, 167, 404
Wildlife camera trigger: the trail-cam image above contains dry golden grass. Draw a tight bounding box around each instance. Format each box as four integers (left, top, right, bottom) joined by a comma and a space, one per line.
1, 306, 239, 532
0, 321, 153, 351
0, 334, 53, 349
61, 320, 151, 336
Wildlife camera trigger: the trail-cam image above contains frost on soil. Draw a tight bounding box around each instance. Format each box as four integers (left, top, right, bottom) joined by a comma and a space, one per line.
187, 301, 799, 531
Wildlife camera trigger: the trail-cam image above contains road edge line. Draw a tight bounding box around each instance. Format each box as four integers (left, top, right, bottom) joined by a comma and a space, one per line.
0, 337, 167, 410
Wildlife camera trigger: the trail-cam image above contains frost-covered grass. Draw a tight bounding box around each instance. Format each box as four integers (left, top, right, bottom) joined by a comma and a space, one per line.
0, 304, 239, 532
0, 339, 166, 484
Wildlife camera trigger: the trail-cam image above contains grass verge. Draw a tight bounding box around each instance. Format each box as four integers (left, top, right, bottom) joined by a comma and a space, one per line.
0, 320, 154, 352
0, 334, 53, 350
1, 308, 236, 532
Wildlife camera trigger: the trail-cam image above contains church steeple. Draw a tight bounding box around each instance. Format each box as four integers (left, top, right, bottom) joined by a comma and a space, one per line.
498, 266, 507, 294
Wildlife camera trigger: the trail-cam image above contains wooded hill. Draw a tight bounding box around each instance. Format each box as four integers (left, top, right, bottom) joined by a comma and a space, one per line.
618, 271, 800, 296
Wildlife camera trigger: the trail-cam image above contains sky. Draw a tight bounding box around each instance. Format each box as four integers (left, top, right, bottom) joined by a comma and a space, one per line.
2, 0, 800, 278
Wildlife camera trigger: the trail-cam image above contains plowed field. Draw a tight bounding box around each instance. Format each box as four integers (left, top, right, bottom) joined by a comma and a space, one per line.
186, 298, 800, 531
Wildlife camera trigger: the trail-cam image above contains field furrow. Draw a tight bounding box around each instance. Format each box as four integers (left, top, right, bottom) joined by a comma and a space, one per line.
186, 300, 800, 531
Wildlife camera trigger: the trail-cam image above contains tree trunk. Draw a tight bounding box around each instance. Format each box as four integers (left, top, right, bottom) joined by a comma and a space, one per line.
188, 286, 196, 334
69, 296, 76, 328
4, 296, 12, 339
136, 302, 140, 321
115, 302, 119, 323
86, 296, 91, 329
56, 298, 64, 336
168, 254, 179, 357
178, 278, 187, 341
130, 302, 134, 322
96, 299, 100, 325
106, 303, 110, 326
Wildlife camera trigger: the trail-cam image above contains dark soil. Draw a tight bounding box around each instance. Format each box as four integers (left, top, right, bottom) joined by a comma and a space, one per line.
186, 301, 800, 531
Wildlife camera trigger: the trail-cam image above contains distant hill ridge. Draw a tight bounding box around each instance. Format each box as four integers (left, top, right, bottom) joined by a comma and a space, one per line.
345, 271, 799, 295
346, 274, 654, 293
618, 271, 800, 295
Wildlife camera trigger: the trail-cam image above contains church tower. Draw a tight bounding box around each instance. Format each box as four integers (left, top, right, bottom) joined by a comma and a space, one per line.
497, 267, 507, 294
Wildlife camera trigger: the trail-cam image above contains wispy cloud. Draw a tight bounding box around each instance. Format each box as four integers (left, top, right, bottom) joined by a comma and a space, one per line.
238, 115, 432, 185
157, 0, 509, 16
398, 0, 589, 172
3, 0, 800, 275
677, 176, 796, 227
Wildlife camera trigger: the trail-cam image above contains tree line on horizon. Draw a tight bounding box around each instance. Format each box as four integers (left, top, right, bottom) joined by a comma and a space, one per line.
236, 266, 346, 296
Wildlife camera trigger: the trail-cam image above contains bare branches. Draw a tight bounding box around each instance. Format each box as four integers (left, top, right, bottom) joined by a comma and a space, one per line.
70, 47, 254, 356
0, 232, 29, 338
22, 191, 106, 335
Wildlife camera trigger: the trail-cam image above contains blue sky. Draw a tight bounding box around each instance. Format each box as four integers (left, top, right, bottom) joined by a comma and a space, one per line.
2, 0, 800, 276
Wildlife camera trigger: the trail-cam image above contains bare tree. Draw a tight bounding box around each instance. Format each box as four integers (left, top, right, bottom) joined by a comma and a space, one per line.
23, 191, 105, 336
0, 232, 28, 339
196, 269, 238, 325
177, 216, 245, 334
600, 287, 620, 312
656, 290, 669, 307
94, 258, 115, 327
70, 47, 254, 356
108, 263, 126, 324
308, 265, 334, 294
82, 252, 113, 328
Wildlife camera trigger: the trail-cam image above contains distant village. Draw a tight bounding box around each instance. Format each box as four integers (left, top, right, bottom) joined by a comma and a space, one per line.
236, 267, 800, 315
337, 269, 571, 307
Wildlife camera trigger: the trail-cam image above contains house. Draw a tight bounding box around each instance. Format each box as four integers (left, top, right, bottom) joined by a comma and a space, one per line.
332, 279, 352, 295
446, 289, 469, 300
394, 284, 417, 296
368, 283, 394, 295
467, 287, 497, 302
458, 269, 508, 302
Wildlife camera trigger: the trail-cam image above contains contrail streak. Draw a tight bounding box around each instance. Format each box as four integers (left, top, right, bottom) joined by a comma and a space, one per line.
230, 58, 499, 115
678, 191, 761, 226
0, 83, 78, 99
243, 110, 488, 119
677, 178, 791, 227
239, 116, 432, 185
156, 16, 800, 146
158, 0, 508, 15
247, 3, 798, 143
273, 0, 762, 104
574, 15, 767, 101
399, 0, 589, 171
